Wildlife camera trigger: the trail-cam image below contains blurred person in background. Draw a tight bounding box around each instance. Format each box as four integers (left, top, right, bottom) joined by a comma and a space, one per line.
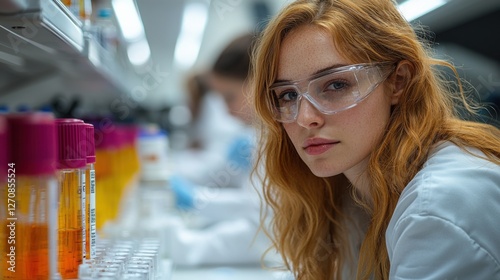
166, 33, 274, 267
183, 72, 211, 150
178, 71, 243, 161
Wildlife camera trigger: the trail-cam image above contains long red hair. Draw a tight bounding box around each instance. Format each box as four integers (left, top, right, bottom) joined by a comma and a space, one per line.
251, 0, 500, 279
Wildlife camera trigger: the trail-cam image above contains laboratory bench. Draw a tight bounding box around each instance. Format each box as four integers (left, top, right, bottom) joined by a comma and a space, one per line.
162, 259, 293, 280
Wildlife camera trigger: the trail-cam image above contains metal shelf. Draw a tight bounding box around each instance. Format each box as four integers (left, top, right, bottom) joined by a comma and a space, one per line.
0, 0, 131, 98
0, 0, 83, 58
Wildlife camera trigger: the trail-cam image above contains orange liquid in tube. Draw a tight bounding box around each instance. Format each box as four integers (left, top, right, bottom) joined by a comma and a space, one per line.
55, 119, 87, 279
1, 113, 59, 280
79, 0, 92, 21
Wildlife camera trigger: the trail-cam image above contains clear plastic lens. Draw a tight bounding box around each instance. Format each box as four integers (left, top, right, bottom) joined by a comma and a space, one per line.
268, 63, 393, 122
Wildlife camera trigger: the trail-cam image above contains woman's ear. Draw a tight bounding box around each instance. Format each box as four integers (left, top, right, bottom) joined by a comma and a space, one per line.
390, 60, 412, 105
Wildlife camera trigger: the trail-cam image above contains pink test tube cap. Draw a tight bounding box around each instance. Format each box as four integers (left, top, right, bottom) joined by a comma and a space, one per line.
85, 123, 96, 164
0, 115, 8, 178
55, 118, 87, 169
7, 112, 57, 175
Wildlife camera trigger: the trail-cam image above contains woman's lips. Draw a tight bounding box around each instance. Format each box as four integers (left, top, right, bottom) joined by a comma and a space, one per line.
303, 138, 339, 155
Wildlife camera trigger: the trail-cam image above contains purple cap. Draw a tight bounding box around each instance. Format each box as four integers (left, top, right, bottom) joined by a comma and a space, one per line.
85, 124, 96, 164
0, 115, 8, 178
7, 112, 57, 175
95, 126, 118, 150
55, 118, 87, 169
115, 126, 126, 148
124, 125, 138, 146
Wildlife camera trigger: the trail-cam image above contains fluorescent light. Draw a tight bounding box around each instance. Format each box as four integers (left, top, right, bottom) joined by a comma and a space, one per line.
112, 0, 145, 41
127, 40, 151, 66
174, 2, 209, 69
398, 0, 448, 22
112, 0, 151, 67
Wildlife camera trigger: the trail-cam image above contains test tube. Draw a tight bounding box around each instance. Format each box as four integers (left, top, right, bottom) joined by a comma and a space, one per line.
55, 119, 87, 279
0, 113, 7, 196
2, 113, 60, 279
0, 115, 7, 277
79, 0, 92, 23
94, 125, 116, 230
84, 124, 97, 262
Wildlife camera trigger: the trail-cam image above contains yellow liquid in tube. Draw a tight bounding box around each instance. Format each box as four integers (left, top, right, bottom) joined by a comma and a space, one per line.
95, 148, 112, 230
57, 170, 82, 279
0, 176, 57, 280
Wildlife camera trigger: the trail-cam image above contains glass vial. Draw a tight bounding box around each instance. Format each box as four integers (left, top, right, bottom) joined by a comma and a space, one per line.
55, 119, 87, 279
2, 112, 60, 279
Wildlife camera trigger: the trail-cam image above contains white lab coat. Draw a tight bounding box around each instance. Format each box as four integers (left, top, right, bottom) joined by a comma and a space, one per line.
168, 179, 275, 267
387, 142, 500, 279
188, 92, 243, 154
171, 128, 253, 188
167, 123, 276, 267
172, 93, 246, 187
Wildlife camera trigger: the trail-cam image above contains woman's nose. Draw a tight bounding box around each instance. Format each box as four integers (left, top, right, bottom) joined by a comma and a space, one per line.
295, 97, 324, 128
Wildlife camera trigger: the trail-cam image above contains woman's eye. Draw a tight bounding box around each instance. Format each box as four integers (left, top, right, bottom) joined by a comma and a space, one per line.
278, 90, 298, 102
327, 81, 348, 90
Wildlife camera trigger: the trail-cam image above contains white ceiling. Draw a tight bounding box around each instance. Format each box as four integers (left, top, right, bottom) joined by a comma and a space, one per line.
134, 0, 289, 108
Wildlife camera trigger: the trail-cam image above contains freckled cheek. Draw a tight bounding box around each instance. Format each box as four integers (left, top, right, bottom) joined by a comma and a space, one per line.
282, 125, 301, 149
338, 101, 388, 141
354, 107, 391, 145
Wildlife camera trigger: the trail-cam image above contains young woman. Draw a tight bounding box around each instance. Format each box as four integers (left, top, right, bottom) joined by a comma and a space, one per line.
251, 0, 500, 279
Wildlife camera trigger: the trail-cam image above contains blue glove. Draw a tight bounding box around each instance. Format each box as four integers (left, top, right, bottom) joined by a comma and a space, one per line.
169, 175, 195, 210
226, 136, 253, 171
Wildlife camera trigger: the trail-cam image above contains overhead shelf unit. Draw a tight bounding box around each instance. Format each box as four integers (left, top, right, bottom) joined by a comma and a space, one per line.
0, 0, 133, 98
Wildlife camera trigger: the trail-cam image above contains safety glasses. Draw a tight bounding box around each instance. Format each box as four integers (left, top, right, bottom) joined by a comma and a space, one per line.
267, 62, 395, 123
